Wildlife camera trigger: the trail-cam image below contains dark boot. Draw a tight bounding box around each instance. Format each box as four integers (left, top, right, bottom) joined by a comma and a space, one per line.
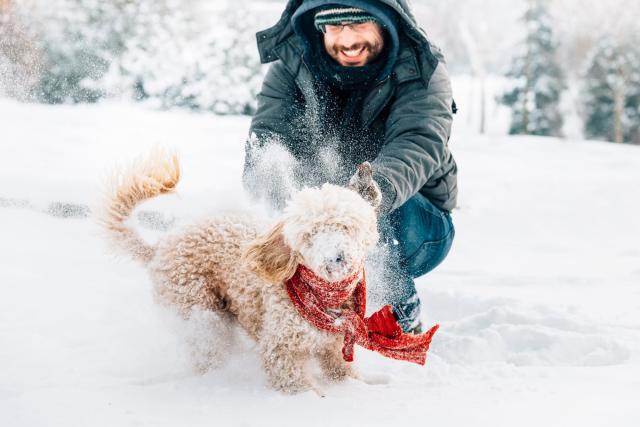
391, 290, 423, 334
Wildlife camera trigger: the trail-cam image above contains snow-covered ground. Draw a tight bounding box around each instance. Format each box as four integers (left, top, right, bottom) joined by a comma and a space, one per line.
1, 99, 639, 427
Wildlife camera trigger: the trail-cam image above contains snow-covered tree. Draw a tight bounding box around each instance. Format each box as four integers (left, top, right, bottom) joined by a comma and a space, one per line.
181, 3, 265, 115
581, 36, 640, 144
499, 0, 565, 137
102, 0, 265, 115
99, 0, 196, 105
20, 0, 128, 104
3, 0, 266, 114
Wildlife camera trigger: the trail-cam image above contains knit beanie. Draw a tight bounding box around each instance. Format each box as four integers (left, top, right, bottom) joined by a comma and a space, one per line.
313, 6, 378, 32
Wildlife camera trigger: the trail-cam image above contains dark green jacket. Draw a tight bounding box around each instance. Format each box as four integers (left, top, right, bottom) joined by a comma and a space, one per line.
244, 0, 458, 213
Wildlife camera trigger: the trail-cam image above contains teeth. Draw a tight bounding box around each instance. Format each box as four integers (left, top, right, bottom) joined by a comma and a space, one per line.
342, 48, 363, 57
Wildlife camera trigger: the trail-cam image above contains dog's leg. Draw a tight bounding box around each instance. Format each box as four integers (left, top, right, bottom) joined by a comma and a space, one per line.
259, 334, 314, 394
183, 307, 234, 374
317, 339, 358, 382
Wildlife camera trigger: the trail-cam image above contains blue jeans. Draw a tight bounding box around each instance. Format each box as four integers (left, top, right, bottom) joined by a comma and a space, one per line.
379, 193, 455, 332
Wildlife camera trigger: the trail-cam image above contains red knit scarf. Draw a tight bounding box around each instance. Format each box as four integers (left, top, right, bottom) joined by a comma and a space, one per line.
285, 264, 439, 365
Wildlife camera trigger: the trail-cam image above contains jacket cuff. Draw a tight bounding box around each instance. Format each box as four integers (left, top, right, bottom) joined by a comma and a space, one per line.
372, 171, 397, 216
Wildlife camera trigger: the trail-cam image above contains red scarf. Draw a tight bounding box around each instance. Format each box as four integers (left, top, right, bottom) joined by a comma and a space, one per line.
285, 265, 439, 365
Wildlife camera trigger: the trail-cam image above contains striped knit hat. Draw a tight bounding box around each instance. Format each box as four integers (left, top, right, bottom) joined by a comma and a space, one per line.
314, 6, 378, 32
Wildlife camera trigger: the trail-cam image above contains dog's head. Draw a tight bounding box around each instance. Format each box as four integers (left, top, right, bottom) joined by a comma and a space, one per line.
243, 183, 379, 284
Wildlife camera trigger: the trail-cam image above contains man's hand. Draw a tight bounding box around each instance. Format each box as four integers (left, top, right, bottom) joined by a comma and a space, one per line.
347, 162, 382, 210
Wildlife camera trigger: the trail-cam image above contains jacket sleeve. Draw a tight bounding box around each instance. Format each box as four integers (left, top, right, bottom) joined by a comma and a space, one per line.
243, 60, 299, 210
248, 60, 299, 143
371, 61, 453, 214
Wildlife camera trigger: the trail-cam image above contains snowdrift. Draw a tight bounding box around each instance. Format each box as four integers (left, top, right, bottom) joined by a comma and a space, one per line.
1, 100, 639, 427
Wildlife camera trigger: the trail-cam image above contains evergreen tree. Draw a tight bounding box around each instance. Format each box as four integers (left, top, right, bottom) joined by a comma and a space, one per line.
181, 1, 264, 115
23, 0, 128, 104
4, 0, 268, 114
100, 0, 196, 106
499, 0, 565, 137
581, 36, 640, 144
102, 0, 264, 114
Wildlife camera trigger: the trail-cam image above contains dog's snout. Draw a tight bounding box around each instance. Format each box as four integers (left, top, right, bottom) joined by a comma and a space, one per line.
309, 231, 360, 280
327, 250, 346, 265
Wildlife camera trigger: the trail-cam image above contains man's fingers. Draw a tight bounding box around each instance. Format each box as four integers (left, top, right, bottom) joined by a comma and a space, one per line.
346, 163, 382, 210
356, 162, 373, 183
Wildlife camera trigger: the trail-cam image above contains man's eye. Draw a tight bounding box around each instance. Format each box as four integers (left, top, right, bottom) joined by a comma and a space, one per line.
325, 24, 343, 33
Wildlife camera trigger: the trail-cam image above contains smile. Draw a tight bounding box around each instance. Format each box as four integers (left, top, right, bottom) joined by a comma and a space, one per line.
341, 47, 366, 58
338, 47, 368, 65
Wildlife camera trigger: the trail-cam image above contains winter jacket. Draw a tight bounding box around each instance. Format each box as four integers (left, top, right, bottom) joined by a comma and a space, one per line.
244, 0, 458, 213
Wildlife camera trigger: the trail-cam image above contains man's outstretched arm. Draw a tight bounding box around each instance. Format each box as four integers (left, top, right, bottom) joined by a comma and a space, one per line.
371, 61, 454, 214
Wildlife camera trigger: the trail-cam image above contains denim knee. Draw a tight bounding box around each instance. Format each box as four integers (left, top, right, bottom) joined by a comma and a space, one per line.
384, 193, 455, 279
404, 223, 454, 277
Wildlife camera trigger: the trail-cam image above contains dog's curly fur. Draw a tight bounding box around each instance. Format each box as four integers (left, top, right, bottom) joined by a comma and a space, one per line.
99, 150, 380, 393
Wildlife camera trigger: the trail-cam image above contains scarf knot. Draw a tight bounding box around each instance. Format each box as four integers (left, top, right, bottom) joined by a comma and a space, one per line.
285, 265, 439, 365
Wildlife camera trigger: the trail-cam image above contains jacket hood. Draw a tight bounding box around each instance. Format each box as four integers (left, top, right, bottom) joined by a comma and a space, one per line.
290, 0, 402, 85
256, 0, 433, 65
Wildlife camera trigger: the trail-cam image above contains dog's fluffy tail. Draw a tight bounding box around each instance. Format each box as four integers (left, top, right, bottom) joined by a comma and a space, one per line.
99, 149, 180, 264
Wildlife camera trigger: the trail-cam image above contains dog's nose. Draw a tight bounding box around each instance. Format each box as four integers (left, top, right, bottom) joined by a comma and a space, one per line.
328, 250, 346, 265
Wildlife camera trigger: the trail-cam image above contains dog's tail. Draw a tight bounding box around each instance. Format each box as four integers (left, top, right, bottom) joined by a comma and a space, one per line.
98, 149, 180, 264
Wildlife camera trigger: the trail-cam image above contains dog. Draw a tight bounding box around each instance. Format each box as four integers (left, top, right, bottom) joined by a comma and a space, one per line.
99, 150, 381, 393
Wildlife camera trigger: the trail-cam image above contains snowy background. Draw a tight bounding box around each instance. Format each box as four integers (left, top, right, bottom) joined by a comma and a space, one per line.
1, 0, 640, 426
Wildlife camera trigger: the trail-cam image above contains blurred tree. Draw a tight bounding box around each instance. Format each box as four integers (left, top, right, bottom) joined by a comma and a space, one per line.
101, 0, 264, 114
581, 37, 640, 144
0, 1, 41, 100
499, 0, 565, 137
100, 0, 195, 105
2, 0, 268, 113
551, 0, 640, 76
180, 1, 264, 114
18, 0, 130, 104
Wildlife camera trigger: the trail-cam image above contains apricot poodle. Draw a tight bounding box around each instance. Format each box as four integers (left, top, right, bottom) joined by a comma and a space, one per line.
99, 151, 380, 393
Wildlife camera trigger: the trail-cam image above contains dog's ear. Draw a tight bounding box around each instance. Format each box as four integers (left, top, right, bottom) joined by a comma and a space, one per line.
242, 222, 298, 284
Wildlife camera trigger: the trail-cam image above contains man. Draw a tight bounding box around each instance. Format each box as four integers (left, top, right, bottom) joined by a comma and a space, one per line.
243, 0, 457, 333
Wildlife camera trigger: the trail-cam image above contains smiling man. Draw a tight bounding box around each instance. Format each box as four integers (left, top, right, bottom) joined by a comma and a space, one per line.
244, 0, 457, 334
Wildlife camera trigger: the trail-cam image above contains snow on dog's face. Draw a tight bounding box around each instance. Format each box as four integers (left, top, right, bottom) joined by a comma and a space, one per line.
282, 184, 379, 282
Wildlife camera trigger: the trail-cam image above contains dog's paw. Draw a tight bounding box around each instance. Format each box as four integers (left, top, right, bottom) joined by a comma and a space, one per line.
322, 363, 357, 383
312, 384, 327, 398
353, 371, 391, 385
271, 378, 315, 395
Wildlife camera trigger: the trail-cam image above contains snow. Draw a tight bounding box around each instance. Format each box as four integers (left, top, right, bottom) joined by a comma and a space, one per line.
1, 98, 640, 426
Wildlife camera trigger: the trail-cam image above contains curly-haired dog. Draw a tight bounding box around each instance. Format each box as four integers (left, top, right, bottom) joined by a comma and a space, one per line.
99, 151, 380, 393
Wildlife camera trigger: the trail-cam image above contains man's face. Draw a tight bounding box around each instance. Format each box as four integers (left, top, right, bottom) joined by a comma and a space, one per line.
322, 21, 385, 67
